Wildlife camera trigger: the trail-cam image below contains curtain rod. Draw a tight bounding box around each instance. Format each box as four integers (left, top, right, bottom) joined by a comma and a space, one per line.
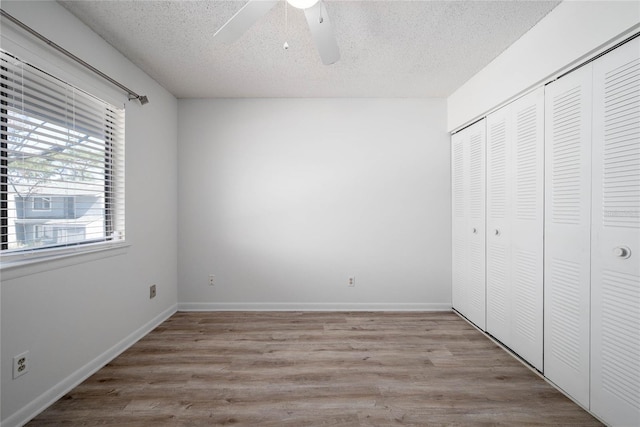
0, 8, 149, 105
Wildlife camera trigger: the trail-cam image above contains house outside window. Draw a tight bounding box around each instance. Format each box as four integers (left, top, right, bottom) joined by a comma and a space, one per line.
1, 50, 125, 261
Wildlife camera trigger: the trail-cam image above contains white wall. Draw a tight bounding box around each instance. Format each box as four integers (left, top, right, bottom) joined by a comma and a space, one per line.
0, 2, 178, 426
447, 1, 640, 131
178, 99, 450, 310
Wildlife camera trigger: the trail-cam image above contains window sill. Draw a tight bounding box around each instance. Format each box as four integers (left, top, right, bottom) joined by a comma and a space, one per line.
0, 241, 130, 281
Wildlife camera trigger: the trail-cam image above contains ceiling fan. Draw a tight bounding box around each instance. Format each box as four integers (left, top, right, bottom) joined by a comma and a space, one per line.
213, 0, 340, 65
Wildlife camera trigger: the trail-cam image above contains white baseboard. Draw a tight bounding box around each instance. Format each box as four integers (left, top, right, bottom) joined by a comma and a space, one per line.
178, 302, 452, 312
1, 304, 178, 427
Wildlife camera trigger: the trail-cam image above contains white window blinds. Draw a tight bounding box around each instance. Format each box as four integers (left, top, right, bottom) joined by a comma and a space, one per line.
1, 50, 125, 257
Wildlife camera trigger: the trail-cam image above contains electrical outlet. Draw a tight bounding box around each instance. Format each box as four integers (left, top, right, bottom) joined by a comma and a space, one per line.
150, 284, 157, 299
13, 351, 29, 379
209, 274, 215, 286
348, 277, 355, 287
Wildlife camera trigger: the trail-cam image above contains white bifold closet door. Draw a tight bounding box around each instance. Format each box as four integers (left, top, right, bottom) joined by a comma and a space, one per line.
544, 64, 593, 408
486, 87, 544, 370
452, 119, 486, 330
590, 37, 640, 426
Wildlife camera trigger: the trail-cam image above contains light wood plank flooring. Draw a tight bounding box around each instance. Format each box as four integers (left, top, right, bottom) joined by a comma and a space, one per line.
28, 312, 602, 426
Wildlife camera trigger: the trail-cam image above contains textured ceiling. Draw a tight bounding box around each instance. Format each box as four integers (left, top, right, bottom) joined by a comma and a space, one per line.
58, 0, 560, 98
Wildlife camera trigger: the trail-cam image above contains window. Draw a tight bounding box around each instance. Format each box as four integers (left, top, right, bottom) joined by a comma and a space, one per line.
1, 51, 125, 260
32, 196, 51, 211
34, 224, 53, 239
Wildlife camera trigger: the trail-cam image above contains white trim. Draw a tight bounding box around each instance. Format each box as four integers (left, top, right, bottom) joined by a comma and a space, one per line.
178, 302, 452, 312
0, 241, 130, 280
0, 304, 178, 427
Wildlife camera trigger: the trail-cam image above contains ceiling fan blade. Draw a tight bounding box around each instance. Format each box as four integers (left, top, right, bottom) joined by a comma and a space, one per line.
304, 1, 340, 65
214, 0, 278, 43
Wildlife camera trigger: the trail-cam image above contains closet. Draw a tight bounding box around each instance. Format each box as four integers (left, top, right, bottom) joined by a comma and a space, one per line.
486, 87, 544, 370
546, 36, 640, 425
451, 119, 486, 330
451, 35, 639, 427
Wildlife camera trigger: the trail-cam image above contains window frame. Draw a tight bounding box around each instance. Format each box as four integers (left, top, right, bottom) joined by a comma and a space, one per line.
32, 196, 52, 211
34, 224, 53, 239
0, 51, 126, 270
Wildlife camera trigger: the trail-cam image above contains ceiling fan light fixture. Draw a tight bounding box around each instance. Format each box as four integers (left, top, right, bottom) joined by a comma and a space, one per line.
287, 0, 319, 10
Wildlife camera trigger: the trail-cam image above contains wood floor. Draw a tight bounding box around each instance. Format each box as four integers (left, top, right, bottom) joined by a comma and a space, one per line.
28, 311, 602, 426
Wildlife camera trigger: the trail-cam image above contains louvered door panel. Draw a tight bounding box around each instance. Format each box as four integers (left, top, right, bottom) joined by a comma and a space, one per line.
486, 107, 511, 344
486, 88, 544, 370
451, 119, 486, 331
510, 87, 544, 370
544, 65, 593, 407
590, 37, 640, 427
451, 132, 468, 314
466, 121, 487, 330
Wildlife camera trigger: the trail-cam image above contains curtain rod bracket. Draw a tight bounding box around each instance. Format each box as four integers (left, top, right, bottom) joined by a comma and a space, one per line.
129, 94, 149, 105
1, 8, 149, 106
